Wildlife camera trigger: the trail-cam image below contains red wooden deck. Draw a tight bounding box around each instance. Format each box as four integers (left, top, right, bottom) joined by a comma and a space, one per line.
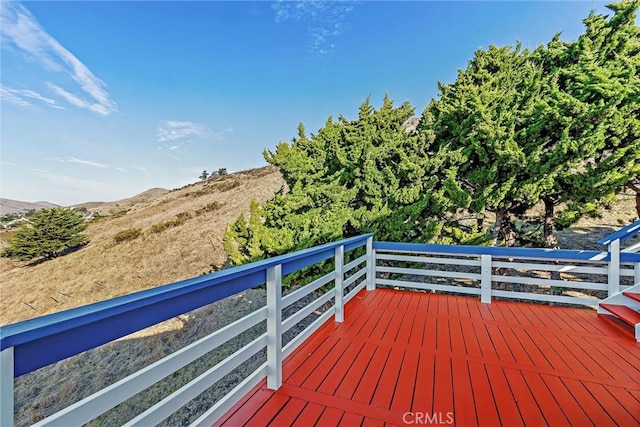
216, 289, 640, 426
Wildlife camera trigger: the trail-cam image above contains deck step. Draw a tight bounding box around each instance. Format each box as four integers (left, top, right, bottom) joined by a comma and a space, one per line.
622, 291, 640, 303
599, 303, 640, 327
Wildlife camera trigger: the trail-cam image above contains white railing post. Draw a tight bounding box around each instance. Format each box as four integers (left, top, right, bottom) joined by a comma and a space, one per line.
335, 245, 344, 322
366, 236, 375, 291
0, 347, 14, 427
635, 263, 640, 286
266, 265, 282, 390
481, 254, 492, 304
608, 239, 620, 296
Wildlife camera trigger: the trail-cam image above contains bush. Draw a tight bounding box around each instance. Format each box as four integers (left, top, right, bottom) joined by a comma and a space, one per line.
195, 202, 225, 216
114, 228, 142, 243
151, 212, 192, 233
216, 180, 240, 192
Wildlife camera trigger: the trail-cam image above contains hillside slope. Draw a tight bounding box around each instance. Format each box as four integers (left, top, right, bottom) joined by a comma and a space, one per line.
73, 187, 171, 215
0, 166, 284, 325
0, 199, 60, 215
1, 166, 637, 326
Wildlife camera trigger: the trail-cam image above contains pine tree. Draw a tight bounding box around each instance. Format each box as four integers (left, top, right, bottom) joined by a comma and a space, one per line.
424, 44, 544, 246
225, 96, 475, 265
1, 208, 89, 261
530, 0, 640, 243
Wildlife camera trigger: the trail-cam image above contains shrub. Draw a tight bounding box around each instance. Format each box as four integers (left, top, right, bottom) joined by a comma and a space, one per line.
150, 212, 192, 234
112, 210, 128, 219
114, 228, 142, 243
195, 202, 225, 216
216, 180, 241, 192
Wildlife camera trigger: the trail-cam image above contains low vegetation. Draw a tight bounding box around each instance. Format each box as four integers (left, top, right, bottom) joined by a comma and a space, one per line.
150, 212, 192, 233
215, 180, 241, 192
113, 228, 142, 243
195, 201, 225, 216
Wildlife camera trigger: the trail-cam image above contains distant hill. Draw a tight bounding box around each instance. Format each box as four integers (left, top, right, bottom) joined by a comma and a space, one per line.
73, 187, 170, 216
0, 198, 60, 215
0, 165, 285, 325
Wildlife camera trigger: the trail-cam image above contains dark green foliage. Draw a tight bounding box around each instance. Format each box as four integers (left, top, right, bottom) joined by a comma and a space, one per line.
532, 1, 640, 242
225, 96, 485, 266
199, 170, 209, 181
423, 43, 544, 246
224, 1, 639, 267
112, 210, 128, 219
1, 208, 88, 261
114, 228, 142, 243
425, 1, 640, 247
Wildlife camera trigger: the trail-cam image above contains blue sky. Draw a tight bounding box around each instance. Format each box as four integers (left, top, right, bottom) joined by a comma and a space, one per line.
0, 1, 623, 206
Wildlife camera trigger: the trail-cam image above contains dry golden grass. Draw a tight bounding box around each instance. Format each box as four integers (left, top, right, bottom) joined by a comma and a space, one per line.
0, 168, 637, 326
0, 166, 284, 326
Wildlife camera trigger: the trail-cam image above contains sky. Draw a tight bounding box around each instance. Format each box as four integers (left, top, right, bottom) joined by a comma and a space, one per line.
0, 0, 628, 206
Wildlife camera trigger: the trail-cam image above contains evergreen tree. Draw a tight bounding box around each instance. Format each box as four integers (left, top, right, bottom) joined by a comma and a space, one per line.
423, 44, 544, 246
530, 0, 640, 243
1, 208, 89, 261
199, 170, 209, 180
225, 96, 479, 265
424, 1, 639, 247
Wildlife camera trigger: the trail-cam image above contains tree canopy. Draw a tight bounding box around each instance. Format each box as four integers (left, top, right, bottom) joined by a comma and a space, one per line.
224, 1, 640, 265
1, 208, 89, 261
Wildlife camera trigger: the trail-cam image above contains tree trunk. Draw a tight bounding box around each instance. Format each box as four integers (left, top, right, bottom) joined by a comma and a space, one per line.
503, 217, 516, 248
492, 210, 505, 246
627, 182, 640, 218
492, 210, 515, 291
543, 198, 558, 249
544, 198, 561, 293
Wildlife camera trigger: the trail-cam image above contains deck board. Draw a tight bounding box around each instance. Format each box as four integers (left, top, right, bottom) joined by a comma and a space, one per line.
216, 288, 640, 427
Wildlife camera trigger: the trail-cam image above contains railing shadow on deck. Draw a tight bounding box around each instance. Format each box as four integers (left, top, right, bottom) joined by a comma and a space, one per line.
1, 221, 640, 426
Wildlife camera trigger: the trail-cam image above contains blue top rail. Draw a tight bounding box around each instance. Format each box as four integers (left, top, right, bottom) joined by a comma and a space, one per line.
0, 234, 371, 377
373, 241, 640, 263
597, 219, 640, 246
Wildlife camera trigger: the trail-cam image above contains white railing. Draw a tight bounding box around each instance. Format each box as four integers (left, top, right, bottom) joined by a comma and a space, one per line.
0, 235, 373, 427
373, 241, 640, 306
3, 221, 639, 426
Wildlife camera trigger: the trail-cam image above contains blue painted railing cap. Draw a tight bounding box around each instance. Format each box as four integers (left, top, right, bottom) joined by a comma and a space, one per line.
597, 219, 640, 246
0, 233, 372, 356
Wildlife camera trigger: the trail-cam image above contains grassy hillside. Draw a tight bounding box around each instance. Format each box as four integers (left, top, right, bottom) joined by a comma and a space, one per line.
2, 165, 637, 426
0, 166, 284, 326
1, 166, 637, 327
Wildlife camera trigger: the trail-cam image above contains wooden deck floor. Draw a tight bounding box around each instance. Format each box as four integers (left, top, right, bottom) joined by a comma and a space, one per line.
216, 289, 640, 426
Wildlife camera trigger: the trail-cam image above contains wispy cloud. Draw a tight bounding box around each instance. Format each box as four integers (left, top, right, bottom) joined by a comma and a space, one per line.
0, 85, 32, 108
157, 120, 207, 142
33, 169, 118, 194
0, 84, 63, 109
272, 0, 356, 55
47, 83, 111, 115
48, 156, 110, 169
0, 2, 117, 115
